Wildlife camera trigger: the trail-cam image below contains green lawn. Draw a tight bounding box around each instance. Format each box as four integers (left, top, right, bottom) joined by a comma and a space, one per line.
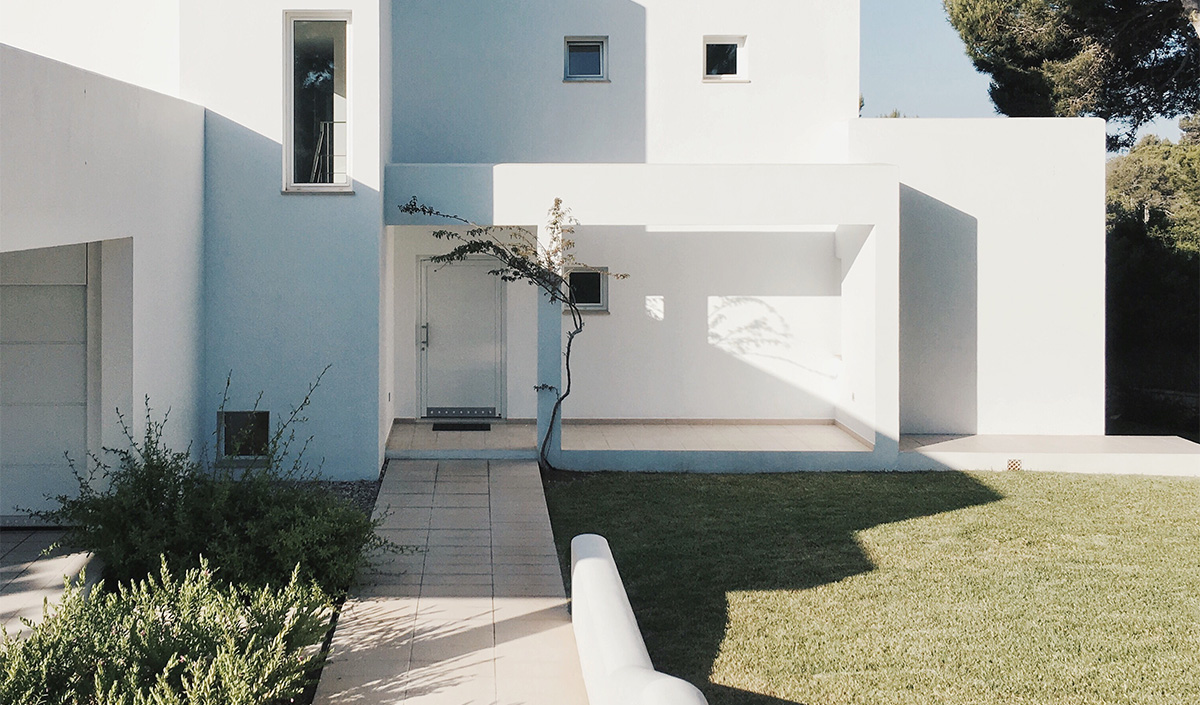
545, 470, 1200, 705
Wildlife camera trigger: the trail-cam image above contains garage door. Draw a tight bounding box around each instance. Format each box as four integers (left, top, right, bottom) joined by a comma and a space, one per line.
0, 244, 89, 520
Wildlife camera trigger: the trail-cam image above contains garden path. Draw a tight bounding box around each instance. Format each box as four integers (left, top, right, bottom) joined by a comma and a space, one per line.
313, 459, 588, 705
0, 529, 94, 637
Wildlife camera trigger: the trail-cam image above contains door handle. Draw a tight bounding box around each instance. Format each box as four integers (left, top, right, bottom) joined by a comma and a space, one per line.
420, 323, 429, 349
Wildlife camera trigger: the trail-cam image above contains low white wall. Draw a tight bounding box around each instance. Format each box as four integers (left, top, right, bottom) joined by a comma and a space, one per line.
1, 45, 205, 453
850, 118, 1106, 435
571, 534, 708, 705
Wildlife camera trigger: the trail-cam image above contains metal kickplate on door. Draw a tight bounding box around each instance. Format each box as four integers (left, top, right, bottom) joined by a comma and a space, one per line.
426, 407, 498, 418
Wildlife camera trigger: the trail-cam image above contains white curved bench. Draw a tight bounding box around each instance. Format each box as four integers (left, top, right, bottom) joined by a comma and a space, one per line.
570, 533, 709, 705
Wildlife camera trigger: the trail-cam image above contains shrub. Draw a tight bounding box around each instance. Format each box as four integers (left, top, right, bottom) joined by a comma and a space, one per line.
0, 559, 331, 705
40, 380, 387, 595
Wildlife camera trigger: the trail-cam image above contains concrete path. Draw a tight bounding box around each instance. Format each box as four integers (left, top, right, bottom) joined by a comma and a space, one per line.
0, 529, 94, 638
314, 459, 588, 705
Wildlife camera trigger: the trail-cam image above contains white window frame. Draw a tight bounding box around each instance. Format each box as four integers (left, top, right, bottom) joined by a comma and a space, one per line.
564, 36, 609, 82
283, 10, 353, 193
702, 35, 749, 83
566, 267, 609, 312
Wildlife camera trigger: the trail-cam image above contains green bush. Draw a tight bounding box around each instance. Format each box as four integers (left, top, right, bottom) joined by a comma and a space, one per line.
41, 391, 386, 596
0, 559, 331, 705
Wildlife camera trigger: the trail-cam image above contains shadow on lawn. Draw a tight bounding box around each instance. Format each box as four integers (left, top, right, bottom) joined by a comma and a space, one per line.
545, 471, 1003, 705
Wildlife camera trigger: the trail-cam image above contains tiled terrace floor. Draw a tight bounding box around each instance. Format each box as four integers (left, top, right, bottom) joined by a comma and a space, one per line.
0, 529, 94, 637
387, 419, 871, 454
313, 459, 588, 705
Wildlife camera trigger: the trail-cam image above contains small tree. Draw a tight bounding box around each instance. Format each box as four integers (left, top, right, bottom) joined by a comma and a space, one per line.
398, 197, 624, 471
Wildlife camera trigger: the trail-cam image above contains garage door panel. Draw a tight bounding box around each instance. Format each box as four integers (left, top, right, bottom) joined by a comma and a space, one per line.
1, 464, 83, 516
0, 244, 87, 285
0, 344, 87, 405
0, 405, 87, 466
0, 286, 87, 343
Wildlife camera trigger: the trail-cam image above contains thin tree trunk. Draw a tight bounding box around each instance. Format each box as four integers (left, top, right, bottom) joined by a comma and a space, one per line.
1182, 0, 1200, 42
538, 299, 582, 474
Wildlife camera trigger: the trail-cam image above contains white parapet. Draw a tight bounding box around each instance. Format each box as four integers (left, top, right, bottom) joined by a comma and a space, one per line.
570, 533, 709, 705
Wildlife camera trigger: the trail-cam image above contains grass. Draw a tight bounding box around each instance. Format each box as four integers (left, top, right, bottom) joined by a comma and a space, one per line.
545, 470, 1200, 705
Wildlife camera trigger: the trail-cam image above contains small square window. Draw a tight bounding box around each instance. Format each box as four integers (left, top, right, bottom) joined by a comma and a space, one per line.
220, 411, 270, 458
703, 35, 748, 82
707, 44, 737, 75
567, 268, 608, 311
565, 37, 607, 81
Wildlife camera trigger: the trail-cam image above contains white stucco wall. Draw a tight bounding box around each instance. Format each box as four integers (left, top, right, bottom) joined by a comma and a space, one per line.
179, 1, 385, 479
390, 0, 858, 165
849, 118, 1106, 436
563, 226, 844, 420
0, 1, 182, 97
1, 45, 205, 452
98, 239, 134, 453
835, 224, 877, 443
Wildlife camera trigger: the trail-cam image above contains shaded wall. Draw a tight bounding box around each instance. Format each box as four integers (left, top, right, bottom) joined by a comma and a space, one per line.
180, 0, 385, 479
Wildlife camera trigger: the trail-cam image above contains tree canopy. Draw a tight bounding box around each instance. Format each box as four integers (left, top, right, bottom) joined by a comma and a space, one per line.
1104, 115, 1199, 438
1107, 114, 1200, 253
944, 0, 1200, 149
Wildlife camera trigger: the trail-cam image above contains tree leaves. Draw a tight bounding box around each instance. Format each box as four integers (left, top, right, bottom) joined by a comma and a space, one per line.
945, 0, 1200, 149
1108, 118, 1200, 253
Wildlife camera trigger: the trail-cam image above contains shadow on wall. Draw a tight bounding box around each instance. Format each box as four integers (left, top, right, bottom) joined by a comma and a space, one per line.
565, 227, 845, 420
201, 110, 383, 478
391, 0, 647, 164
899, 185, 978, 435
547, 470, 1003, 705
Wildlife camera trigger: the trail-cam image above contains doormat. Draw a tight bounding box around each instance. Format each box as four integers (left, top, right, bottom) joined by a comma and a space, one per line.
431, 422, 492, 432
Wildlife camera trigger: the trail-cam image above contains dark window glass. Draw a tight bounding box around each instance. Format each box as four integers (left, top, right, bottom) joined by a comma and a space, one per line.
706, 43, 738, 75
222, 411, 270, 457
293, 20, 346, 184
567, 42, 603, 78
569, 271, 603, 305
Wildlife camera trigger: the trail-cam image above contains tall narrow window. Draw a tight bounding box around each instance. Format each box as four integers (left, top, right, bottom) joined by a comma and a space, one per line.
286, 12, 350, 191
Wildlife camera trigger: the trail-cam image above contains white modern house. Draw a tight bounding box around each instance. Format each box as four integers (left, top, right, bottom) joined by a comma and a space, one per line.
1, 0, 1130, 521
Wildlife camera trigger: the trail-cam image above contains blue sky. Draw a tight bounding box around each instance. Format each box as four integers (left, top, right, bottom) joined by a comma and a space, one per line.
860, 0, 1182, 143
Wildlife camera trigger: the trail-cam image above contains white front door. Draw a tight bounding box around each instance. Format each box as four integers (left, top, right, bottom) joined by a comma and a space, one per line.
419, 258, 504, 418
1, 244, 91, 519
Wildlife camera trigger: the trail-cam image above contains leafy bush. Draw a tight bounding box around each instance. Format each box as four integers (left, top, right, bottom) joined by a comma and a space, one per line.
40, 384, 386, 595
0, 560, 331, 705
